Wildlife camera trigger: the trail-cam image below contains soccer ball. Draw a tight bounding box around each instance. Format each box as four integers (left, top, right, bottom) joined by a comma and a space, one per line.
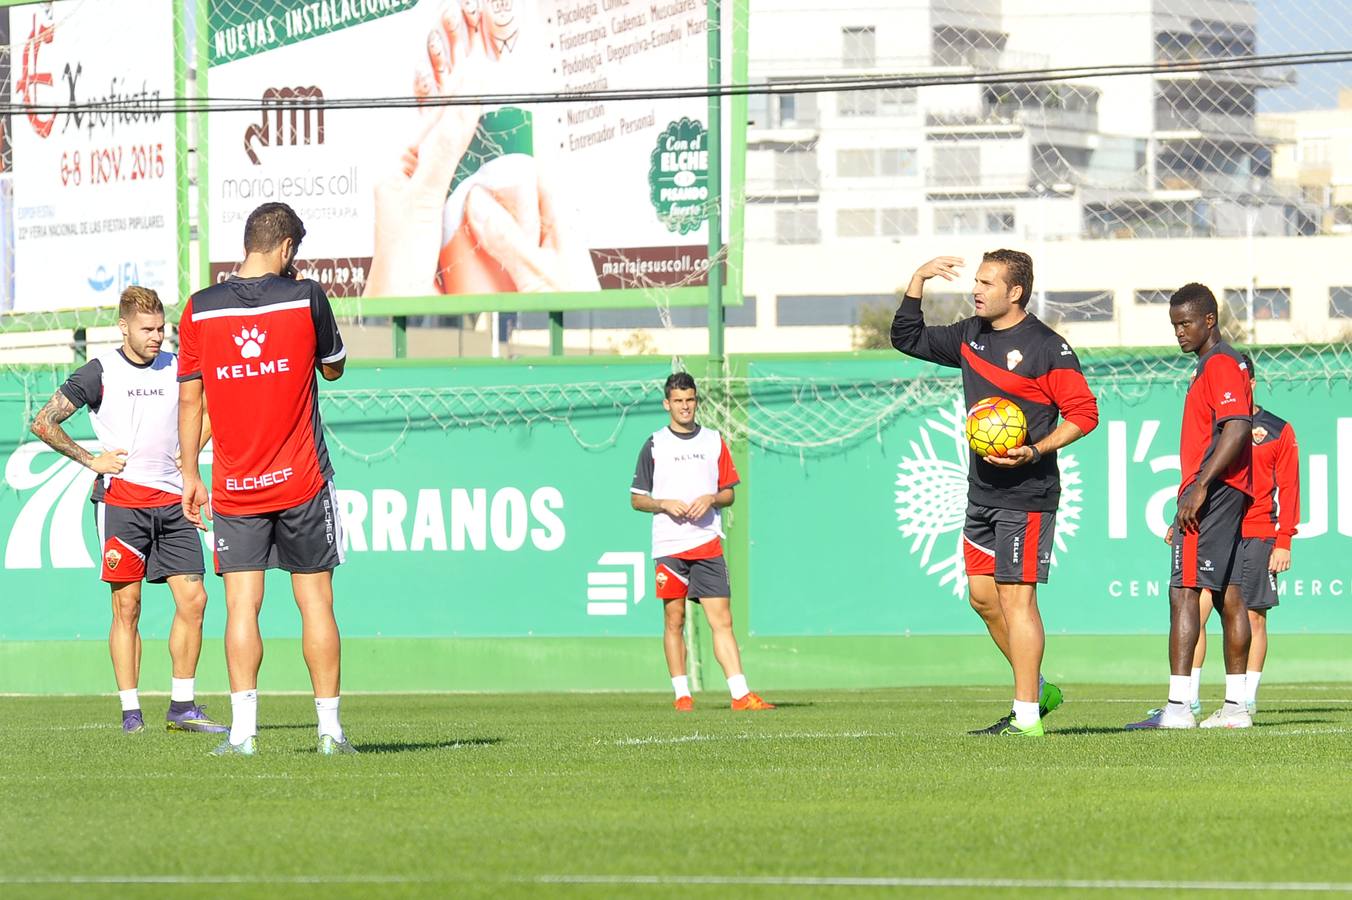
966, 397, 1027, 459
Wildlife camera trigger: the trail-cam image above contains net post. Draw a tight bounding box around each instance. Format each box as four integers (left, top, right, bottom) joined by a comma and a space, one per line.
706, 0, 725, 371
549, 310, 564, 356
393, 316, 408, 358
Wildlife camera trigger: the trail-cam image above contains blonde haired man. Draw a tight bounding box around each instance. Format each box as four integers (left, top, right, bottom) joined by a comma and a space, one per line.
29, 286, 224, 735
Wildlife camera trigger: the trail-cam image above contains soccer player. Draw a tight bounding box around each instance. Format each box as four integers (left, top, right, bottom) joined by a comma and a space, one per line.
177, 202, 353, 756
892, 252, 1099, 736
630, 373, 774, 712
1170, 353, 1298, 716
1127, 283, 1254, 730
28, 287, 226, 735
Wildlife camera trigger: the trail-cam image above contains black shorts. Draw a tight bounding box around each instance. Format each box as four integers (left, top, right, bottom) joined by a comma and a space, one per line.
95, 502, 205, 584
1228, 537, 1280, 611
1170, 483, 1248, 591
212, 482, 344, 575
962, 503, 1056, 584
655, 555, 731, 601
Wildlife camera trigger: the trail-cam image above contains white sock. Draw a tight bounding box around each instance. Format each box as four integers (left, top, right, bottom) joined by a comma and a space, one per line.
1189, 667, 1202, 705
315, 696, 344, 741
1224, 674, 1246, 705
171, 677, 195, 704
671, 676, 691, 699
229, 689, 258, 744
1168, 675, 1191, 705
1012, 700, 1040, 728
727, 673, 749, 700
1245, 670, 1263, 704
118, 689, 140, 712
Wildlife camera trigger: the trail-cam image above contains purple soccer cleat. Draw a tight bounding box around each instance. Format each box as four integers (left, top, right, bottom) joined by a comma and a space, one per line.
165, 703, 229, 734
122, 710, 145, 734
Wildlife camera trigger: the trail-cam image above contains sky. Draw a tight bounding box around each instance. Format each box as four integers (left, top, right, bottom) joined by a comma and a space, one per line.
1256, 0, 1352, 112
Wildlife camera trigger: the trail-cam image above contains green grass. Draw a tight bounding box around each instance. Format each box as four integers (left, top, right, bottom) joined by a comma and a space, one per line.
3, 687, 1352, 899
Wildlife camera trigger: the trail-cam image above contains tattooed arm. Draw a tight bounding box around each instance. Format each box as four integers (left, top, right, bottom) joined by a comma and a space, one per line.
28, 391, 126, 474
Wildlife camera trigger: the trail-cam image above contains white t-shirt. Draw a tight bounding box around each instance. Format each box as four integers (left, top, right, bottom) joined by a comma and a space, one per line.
60, 348, 184, 504
630, 425, 740, 558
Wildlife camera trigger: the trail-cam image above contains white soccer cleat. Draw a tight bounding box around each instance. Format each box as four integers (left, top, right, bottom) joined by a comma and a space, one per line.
1199, 702, 1253, 729
1125, 702, 1197, 730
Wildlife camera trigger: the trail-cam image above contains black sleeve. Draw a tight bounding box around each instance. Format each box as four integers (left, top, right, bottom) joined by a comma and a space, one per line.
59, 359, 104, 413
890, 296, 965, 368
311, 283, 346, 365
630, 437, 655, 494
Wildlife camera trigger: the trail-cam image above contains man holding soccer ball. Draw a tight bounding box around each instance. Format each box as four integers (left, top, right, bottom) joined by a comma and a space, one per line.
892, 251, 1099, 736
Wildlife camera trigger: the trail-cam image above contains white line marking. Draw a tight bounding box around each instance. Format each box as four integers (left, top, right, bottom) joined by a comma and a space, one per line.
587, 572, 628, 587
585, 587, 627, 602
612, 730, 895, 747
585, 601, 628, 616
0, 875, 433, 886
532, 874, 1352, 893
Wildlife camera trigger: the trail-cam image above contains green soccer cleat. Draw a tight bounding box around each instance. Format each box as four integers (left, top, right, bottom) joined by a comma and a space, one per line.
318, 734, 358, 756
210, 735, 257, 757
1039, 682, 1064, 718
968, 714, 1045, 737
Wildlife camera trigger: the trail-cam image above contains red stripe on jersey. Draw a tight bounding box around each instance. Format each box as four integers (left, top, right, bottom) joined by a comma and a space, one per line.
960, 343, 1052, 409
674, 537, 723, 560
717, 439, 739, 490
104, 478, 181, 508
1023, 512, 1041, 583
1037, 368, 1099, 434
1181, 531, 1199, 589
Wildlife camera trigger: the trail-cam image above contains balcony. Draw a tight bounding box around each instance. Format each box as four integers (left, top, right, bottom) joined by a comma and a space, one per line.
925, 169, 1031, 194
926, 106, 1097, 134
1154, 108, 1259, 138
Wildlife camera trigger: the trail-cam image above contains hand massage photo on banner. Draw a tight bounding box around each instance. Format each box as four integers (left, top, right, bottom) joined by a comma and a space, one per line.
208, 0, 726, 300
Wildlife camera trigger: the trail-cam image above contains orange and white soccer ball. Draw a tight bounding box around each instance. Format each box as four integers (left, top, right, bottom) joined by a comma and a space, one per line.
966, 397, 1028, 459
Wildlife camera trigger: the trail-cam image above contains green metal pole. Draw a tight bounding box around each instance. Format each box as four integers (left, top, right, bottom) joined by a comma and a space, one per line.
393, 315, 408, 358
172, 0, 189, 306
706, 0, 724, 370
73, 328, 87, 365
549, 310, 564, 356
196, 0, 211, 292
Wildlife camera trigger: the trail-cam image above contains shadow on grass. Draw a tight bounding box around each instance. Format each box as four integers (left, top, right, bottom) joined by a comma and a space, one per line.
1264, 707, 1348, 715
1051, 726, 1146, 736
346, 737, 504, 754
753, 701, 814, 709
1253, 718, 1332, 727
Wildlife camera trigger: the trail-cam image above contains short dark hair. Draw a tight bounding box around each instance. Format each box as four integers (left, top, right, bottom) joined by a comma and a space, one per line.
243, 202, 306, 254
982, 249, 1034, 307
1241, 352, 1255, 378
664, 372, 697, 398
1169, 282, 1218, 318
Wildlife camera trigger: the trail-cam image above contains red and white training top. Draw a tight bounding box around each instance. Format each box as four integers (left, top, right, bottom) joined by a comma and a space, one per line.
177, 274, 345, 516
631, 424, 740, 559
1243, 407, 1300, 548
60, 348, 183, 507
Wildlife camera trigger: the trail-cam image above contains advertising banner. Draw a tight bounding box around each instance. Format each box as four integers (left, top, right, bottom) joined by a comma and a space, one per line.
0, 361, 674, 640
747, 357, 1352, 637
5, 0, 178, 312
205, 0, 738, 301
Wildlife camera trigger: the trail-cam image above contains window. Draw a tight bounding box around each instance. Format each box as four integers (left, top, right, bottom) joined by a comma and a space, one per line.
776, 209, 819, 244
842, 26, 876, 68
880, 208, 919, 237
931, 146, 980, 186
774, 149, 819, 190
838, 90, 879, 117
1046, 290, 1115, 322
1331, 287, 1352, 319
1224, 287, 1291, 321
836, 148, 916, 178
777, 294, 895, 326
836, 209, 876, 237
1134, 289, 1174, 305
835, 208, 918, 238
933, 206, 1014, 235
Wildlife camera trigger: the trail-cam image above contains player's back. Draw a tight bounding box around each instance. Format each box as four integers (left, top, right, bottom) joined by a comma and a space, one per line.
178, 275, 336, 516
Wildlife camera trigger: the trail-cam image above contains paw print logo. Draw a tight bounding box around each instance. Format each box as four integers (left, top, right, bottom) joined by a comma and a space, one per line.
234, 326, 266, 359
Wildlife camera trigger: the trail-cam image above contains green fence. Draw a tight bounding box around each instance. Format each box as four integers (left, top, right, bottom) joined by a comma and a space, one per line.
2, 349, 1350, 693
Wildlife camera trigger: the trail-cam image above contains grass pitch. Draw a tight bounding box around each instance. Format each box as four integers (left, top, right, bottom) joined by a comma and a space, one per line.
3, 686, 1351, 899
